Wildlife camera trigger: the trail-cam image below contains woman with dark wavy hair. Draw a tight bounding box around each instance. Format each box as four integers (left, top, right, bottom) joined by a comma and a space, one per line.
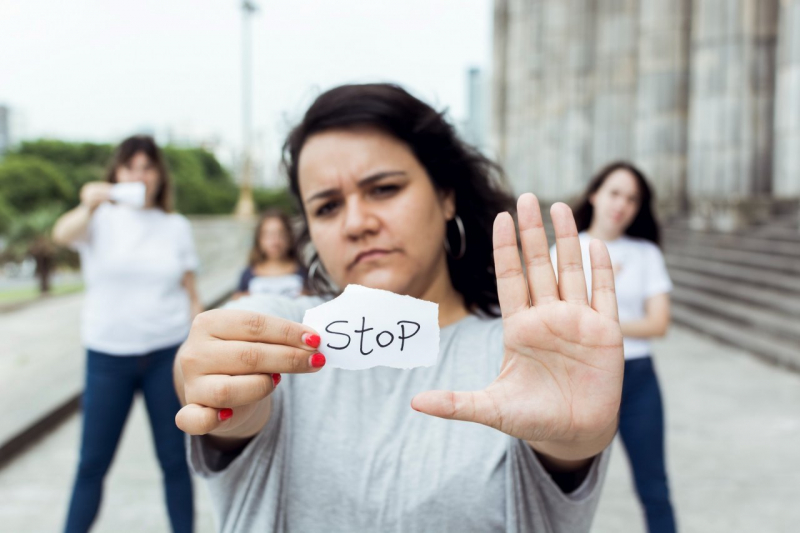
173, 84, 625, 532
557, 161, 676, 533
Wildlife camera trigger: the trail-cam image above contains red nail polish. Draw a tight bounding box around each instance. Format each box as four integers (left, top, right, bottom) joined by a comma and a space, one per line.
303, 333, 321, 348
310, 353, 326, 368
272, 373, 281, 387
218, 408, 233, 421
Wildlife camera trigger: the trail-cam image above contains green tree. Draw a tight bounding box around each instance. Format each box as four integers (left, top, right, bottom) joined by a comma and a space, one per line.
1, 205, 63, 293
253, 187, 297, 214
0, 156, 73, 213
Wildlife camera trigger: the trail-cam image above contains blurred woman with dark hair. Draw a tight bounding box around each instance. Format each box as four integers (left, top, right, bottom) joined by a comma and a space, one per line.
232, 209, 304, 300
173, 85, 626, 532
53, 135, 197, 532
555, 161, 676, 533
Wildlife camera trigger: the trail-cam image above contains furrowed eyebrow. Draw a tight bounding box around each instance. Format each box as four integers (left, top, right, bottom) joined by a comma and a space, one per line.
304, 171, 407, 203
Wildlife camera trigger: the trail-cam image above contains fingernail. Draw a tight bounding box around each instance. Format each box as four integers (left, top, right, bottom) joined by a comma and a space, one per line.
272, 373, 281, 387
303, 333, 321, 348
310, 353, 326, 368
218, 408, 233, 421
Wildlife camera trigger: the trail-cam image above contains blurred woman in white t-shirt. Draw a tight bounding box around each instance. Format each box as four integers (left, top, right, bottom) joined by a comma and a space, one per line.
53, 135, 198, 533
551, 161, 676, 533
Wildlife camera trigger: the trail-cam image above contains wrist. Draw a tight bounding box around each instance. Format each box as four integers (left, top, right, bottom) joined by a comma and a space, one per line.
527, 414, 618, 467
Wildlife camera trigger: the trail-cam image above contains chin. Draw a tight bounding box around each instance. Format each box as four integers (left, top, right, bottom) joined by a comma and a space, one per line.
346, 268, 409, 294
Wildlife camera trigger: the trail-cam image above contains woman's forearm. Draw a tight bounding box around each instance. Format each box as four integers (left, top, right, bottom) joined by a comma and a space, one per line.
527, 413, 618, 472
620, 318, 668, 338
621, 293, 671, 339
52, 205, 93, 246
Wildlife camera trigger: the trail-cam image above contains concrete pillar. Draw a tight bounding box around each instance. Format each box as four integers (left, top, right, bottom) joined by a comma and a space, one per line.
493, 0, 542, 196
773, 0, 800, 198
554, 0, 596, 200
490, 0, 510, 166
687, 0, 779, 202
634, 0, 692, 207
591, 0, 640, 170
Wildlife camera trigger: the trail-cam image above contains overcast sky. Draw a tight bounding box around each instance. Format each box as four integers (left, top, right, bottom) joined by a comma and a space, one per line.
0, 0, 493, 170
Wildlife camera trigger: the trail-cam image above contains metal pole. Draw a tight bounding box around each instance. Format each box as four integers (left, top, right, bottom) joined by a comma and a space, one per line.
235, 0, 257, 218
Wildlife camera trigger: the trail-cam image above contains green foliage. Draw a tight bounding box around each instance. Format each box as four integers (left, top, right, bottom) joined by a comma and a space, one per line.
0, 204, 63, 272
253, 187, 297, 214
0, 139, 240, 220
0, 156, 74, 213
163, 147, 239, 214
0, 195, 13, 234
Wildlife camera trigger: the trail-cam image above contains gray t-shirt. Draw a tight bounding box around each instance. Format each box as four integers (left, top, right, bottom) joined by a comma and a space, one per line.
188, 294, 610, 533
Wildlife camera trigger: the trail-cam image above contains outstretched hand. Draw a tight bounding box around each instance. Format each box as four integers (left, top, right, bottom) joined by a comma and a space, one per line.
412, 194, 623, 459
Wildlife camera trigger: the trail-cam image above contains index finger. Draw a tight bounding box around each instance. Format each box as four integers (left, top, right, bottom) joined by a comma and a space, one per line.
195, 309, 320, 350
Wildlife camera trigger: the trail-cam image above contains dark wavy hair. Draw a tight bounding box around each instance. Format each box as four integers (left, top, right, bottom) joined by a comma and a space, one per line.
282, 83, 514, 316
573, 161, 661, 246
104, 135, 171, 211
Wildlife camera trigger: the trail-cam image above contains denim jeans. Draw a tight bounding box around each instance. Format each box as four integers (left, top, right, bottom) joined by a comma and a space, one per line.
619, 356, 677, 533
64, 344, 193, 533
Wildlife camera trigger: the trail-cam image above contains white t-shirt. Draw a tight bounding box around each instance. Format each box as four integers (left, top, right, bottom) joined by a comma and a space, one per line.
72, 203, 199, 355
248, 274, 304, 298
550, 232, 672, 359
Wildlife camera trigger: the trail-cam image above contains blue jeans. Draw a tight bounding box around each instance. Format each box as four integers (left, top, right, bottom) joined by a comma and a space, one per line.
65, 345, 193, 533
619, 356, 677, 533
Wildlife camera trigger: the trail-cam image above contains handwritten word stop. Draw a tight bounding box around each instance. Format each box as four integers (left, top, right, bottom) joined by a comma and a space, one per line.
302, 284, 440, 370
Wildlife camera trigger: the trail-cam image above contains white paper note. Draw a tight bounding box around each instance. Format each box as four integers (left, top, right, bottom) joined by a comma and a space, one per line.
302, 284, 440, 370
110, 182, 146, 208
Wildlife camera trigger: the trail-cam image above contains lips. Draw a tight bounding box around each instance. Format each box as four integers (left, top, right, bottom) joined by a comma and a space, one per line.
350, 249, 394, 268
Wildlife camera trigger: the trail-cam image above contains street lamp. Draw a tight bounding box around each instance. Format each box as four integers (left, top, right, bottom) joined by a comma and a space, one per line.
235, 0, 258, 218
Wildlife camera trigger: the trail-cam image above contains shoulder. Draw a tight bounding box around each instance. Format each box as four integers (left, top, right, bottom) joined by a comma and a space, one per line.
622, 236, 663, 258
223, 294, 327, 323
165, 212, 192, 228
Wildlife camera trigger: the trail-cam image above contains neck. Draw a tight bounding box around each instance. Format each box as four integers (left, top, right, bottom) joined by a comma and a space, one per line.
418, 256, 469, 328
261, 256, 293, 266
586, 222, 623, 242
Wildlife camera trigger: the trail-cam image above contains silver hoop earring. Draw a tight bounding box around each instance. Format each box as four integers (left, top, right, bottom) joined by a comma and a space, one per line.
444, 214, 466, 260
307, 256, 329, 294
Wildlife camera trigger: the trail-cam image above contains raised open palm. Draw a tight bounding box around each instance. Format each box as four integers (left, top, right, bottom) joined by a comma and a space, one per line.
412, 193, 623, 448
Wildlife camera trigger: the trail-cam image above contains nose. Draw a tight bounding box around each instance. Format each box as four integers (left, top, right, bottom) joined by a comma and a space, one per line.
342, 197, 379, 240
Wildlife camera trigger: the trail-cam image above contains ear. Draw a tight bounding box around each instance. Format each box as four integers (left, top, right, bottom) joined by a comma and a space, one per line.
439, 189, 456, 221
589, 192, 597, 207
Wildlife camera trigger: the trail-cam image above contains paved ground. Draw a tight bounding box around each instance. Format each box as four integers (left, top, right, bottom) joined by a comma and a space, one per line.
1, 325, 798, 532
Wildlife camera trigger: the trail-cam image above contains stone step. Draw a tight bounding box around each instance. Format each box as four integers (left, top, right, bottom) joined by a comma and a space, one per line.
671, 304, 800, 372
750, 224, 800, 241
663, 229, 800, 258
667, 220, 800, 244
665, 255, 800, 294
670, 269, 800, 317
664, 242, 800, 275
671, 286, 800, 343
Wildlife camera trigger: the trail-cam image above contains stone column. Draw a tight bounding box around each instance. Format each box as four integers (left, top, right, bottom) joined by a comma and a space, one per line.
490, 0, 510, 166
687, 0, 779, 205
634, 0, 692, 208
591, 0, 640, 171
773, 0, 800, 198
555, 0, 596, 200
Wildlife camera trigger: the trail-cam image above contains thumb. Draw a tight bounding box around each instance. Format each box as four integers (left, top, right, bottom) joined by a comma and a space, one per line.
411, 389, 501, 429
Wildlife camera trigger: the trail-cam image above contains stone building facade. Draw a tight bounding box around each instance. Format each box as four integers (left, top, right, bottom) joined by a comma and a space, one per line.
492, 0, 800, 228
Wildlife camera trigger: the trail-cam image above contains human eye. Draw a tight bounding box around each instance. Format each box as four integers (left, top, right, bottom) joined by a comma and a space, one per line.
371, 183, 400, 198
315, 199, 340, 217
